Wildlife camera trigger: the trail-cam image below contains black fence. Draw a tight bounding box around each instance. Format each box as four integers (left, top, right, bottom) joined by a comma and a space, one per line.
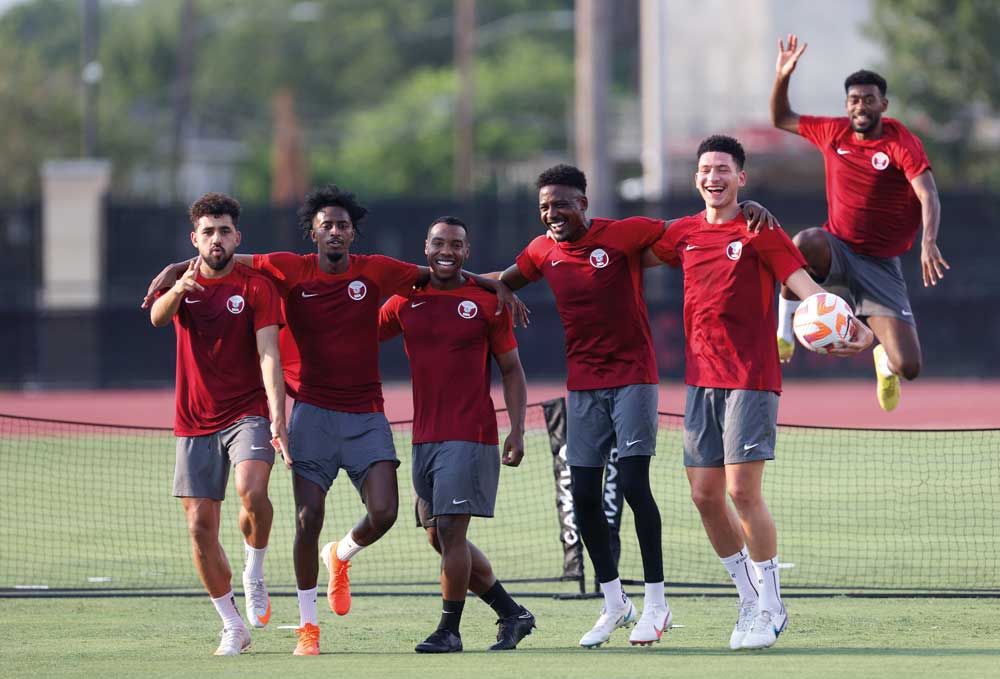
2, 191, 997, 387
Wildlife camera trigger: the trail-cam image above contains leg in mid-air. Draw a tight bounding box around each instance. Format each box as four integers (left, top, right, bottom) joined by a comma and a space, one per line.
777, 227, 833, 362
867, 314, 922, 412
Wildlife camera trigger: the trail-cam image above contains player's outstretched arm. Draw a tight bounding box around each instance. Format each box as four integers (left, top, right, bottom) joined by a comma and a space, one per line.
495, 348, 527, 467
771, 34, 807, 134
910, 171, 949, 287
256, 324, 290, 468
465, 270, 531, 327
784, 268, 873, 355
149, 256, 204, 326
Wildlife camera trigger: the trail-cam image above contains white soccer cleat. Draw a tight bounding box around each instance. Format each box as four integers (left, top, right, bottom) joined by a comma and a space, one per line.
242, 573, 272, 628
740, 607, 788, 650
629, 603, 672, 646
729, 600, 758, 650
579, 597, 637, 648
214, 625, 251, 656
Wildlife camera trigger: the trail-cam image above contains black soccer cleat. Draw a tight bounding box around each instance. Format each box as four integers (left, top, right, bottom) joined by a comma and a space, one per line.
489, 606, 537, 651
415, 628, 463, 654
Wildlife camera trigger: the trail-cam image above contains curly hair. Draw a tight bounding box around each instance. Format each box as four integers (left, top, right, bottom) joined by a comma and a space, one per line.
535, 164, 587, 194
844, 69, 887, 97
696, 135, 746, 170
189, 192, 241, 227
297, 184, 369, 238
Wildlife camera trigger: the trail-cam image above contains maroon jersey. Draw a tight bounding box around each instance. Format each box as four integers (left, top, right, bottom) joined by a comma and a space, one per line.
515, 217, 664, 391
165, 264, 283, 436
651, 213, 806, 393
379, 279, 517, 444
252, 252, 419, 412
799, 115, 931, 258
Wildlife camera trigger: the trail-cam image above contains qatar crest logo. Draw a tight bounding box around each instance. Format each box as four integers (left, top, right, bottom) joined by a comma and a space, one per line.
226, 295, 245, 314
458, 300, 478, 319
347, 280, 367, 301
726, 241, 743, 261
871, 151, 890, 171
589, 248, 609, 268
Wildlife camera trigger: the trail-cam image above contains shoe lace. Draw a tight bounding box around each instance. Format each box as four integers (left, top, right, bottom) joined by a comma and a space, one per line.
749, 609, 773, 634
219, 626, 246, 648
296, 624, 319, 644
333, 561, 351, 594
736, 602, 756, 631
246, 578, 268, 611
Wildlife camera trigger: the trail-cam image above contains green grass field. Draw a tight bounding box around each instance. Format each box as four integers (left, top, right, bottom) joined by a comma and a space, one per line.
1, 594, 998, 678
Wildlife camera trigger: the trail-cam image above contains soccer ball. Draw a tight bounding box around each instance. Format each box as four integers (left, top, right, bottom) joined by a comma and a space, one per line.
792, 292, 855, 354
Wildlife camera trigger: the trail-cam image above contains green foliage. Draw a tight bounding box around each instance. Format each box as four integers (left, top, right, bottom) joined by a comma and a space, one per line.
869, 0, 1000, 188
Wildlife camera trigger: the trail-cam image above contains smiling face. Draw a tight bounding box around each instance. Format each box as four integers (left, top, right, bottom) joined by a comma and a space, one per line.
538, 184, 588, 242
695, 151, 746, 210
846, 84, 888, 136
310, 205, 355, 266
425, 221, 469, 284
191, 215, 241, 271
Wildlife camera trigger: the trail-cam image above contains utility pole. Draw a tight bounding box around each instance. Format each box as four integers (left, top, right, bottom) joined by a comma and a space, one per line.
453, 0, 476, 198
639, 0, 669, 202
574, 0, 612, 218
171, 0, 197, 202
80, 0, 101, 157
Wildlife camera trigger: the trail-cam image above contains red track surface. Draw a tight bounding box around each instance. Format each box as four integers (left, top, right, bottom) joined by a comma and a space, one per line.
0, 379, 996, 429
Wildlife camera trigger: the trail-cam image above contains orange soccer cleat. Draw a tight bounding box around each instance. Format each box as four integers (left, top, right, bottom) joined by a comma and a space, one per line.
293, 623, 320, 656
321, 541, 352, 615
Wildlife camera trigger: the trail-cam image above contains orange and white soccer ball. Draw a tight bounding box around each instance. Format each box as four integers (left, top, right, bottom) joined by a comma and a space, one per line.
792, 292, 855, 354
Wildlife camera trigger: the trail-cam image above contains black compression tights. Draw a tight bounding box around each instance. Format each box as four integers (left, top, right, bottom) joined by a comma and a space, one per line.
570, 457, 663, 584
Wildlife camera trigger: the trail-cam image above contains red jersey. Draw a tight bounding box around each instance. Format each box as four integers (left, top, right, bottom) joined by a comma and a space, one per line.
515, 217, 664, 391
379, 279, 517, 444
251, 252, 419, 412
798, 115, 931, 258
651, 213, 806, 394
165, 264, 283, 436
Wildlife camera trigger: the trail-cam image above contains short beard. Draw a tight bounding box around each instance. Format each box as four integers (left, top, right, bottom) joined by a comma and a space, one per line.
326, 251, 345, 264
206, 252, 232, 271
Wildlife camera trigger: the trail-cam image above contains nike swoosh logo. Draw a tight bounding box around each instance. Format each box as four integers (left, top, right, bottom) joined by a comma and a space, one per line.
744, 443, 760, 451
625, 439, 642, 447
836, 149, 851, 155
250, 445, 269, 451
255, 601, 271, 626
452, 498, 469, 505
411, 301, 427, 308
184, 298, 202, 304
901, 310, 913, 316
685, 244, 700, 251
551, 260, 565, 266
301, 291, 319, 298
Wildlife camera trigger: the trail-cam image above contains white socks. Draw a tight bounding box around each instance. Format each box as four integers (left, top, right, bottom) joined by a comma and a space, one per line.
643, 581, 667, 610
211, 590, 246, 630
336, 531, 363, 561
875, 346, 894, 377
244, 542, 266, 580
777, 296, 800, 343
599, 578, 628, 611
721, 547, 759, 604
297, 587, 318, 626
752, 557, 783, 615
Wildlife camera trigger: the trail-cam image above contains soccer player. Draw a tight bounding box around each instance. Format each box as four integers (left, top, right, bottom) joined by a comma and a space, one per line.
771, 34, 948, 411
379, 216, 534, 653
149, 192, 288, 656
644, 135, 873, 650
143, 185, 522, 656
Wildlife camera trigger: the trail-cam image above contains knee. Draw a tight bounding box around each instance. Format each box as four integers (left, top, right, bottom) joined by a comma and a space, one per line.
690, 485, 726, 516
792, 228, 826, 258
727, 483, 762, 514
368, 501, 398, 535
425, 528, 442, 554
296, 504, 323, 540
186, 514, 216, 546
897, 357, 921, 381
571, 485, 602, 513
239, 485, 270, 513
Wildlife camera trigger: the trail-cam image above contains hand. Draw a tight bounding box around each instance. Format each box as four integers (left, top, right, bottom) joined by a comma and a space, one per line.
502, 432, 525, 467
827, 316, 874, 356
740, 201, 779, 232
776, 33, 807, 78
920, 241, 950, 287
270, 419, 291, 469
493, 280, 531, 328
142, 260, 195, 308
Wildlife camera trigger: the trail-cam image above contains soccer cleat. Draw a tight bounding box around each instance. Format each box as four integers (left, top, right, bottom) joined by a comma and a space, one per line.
293, 623, 320, 656
242, 573, 271, 628
629, 603, 671, 646
489, 606, 536, 650
777, 336, 795, 363
320, 541, 352, 615
873, 344, 901, 412
729, 600, 758, 650
213, 625, 251, 656
415, 628, 463, 654
740, 608, 788, 650
578, 597, 637, 648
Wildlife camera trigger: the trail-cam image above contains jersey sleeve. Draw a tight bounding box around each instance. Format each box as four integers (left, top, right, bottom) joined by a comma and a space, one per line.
368, 255, 420, 298
378, 295, 405, 342
248, 276, 285, 332
486, 297, 518, 356
797, 115, 844, 148
649, 217, 687, 266
753, 227, 807, 284
250, 252, 306, 295
513, 236, 549, 282
892, 124, 932, 180
610, 216, 667, 252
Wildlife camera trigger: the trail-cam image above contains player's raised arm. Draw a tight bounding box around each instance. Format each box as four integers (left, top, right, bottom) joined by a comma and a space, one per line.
494, 347, 527, 467
910, 170, 949, 287
256, 324, 290, 467
149, 256, 203, 326
142, 254, 257, 308
771, 34, 808, 134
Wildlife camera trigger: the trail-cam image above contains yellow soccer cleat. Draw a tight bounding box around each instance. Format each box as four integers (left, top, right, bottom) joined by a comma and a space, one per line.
777, 336, 795, 363
873, 344, 900, 412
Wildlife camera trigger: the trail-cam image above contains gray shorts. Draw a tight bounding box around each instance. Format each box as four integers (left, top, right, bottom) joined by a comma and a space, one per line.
821, 230, 915, 324
566, 384, 658, 467
173, 416, 274, 500
288, 400, 399, 494
683, 387, 778, 467
412, 441, 500, 523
